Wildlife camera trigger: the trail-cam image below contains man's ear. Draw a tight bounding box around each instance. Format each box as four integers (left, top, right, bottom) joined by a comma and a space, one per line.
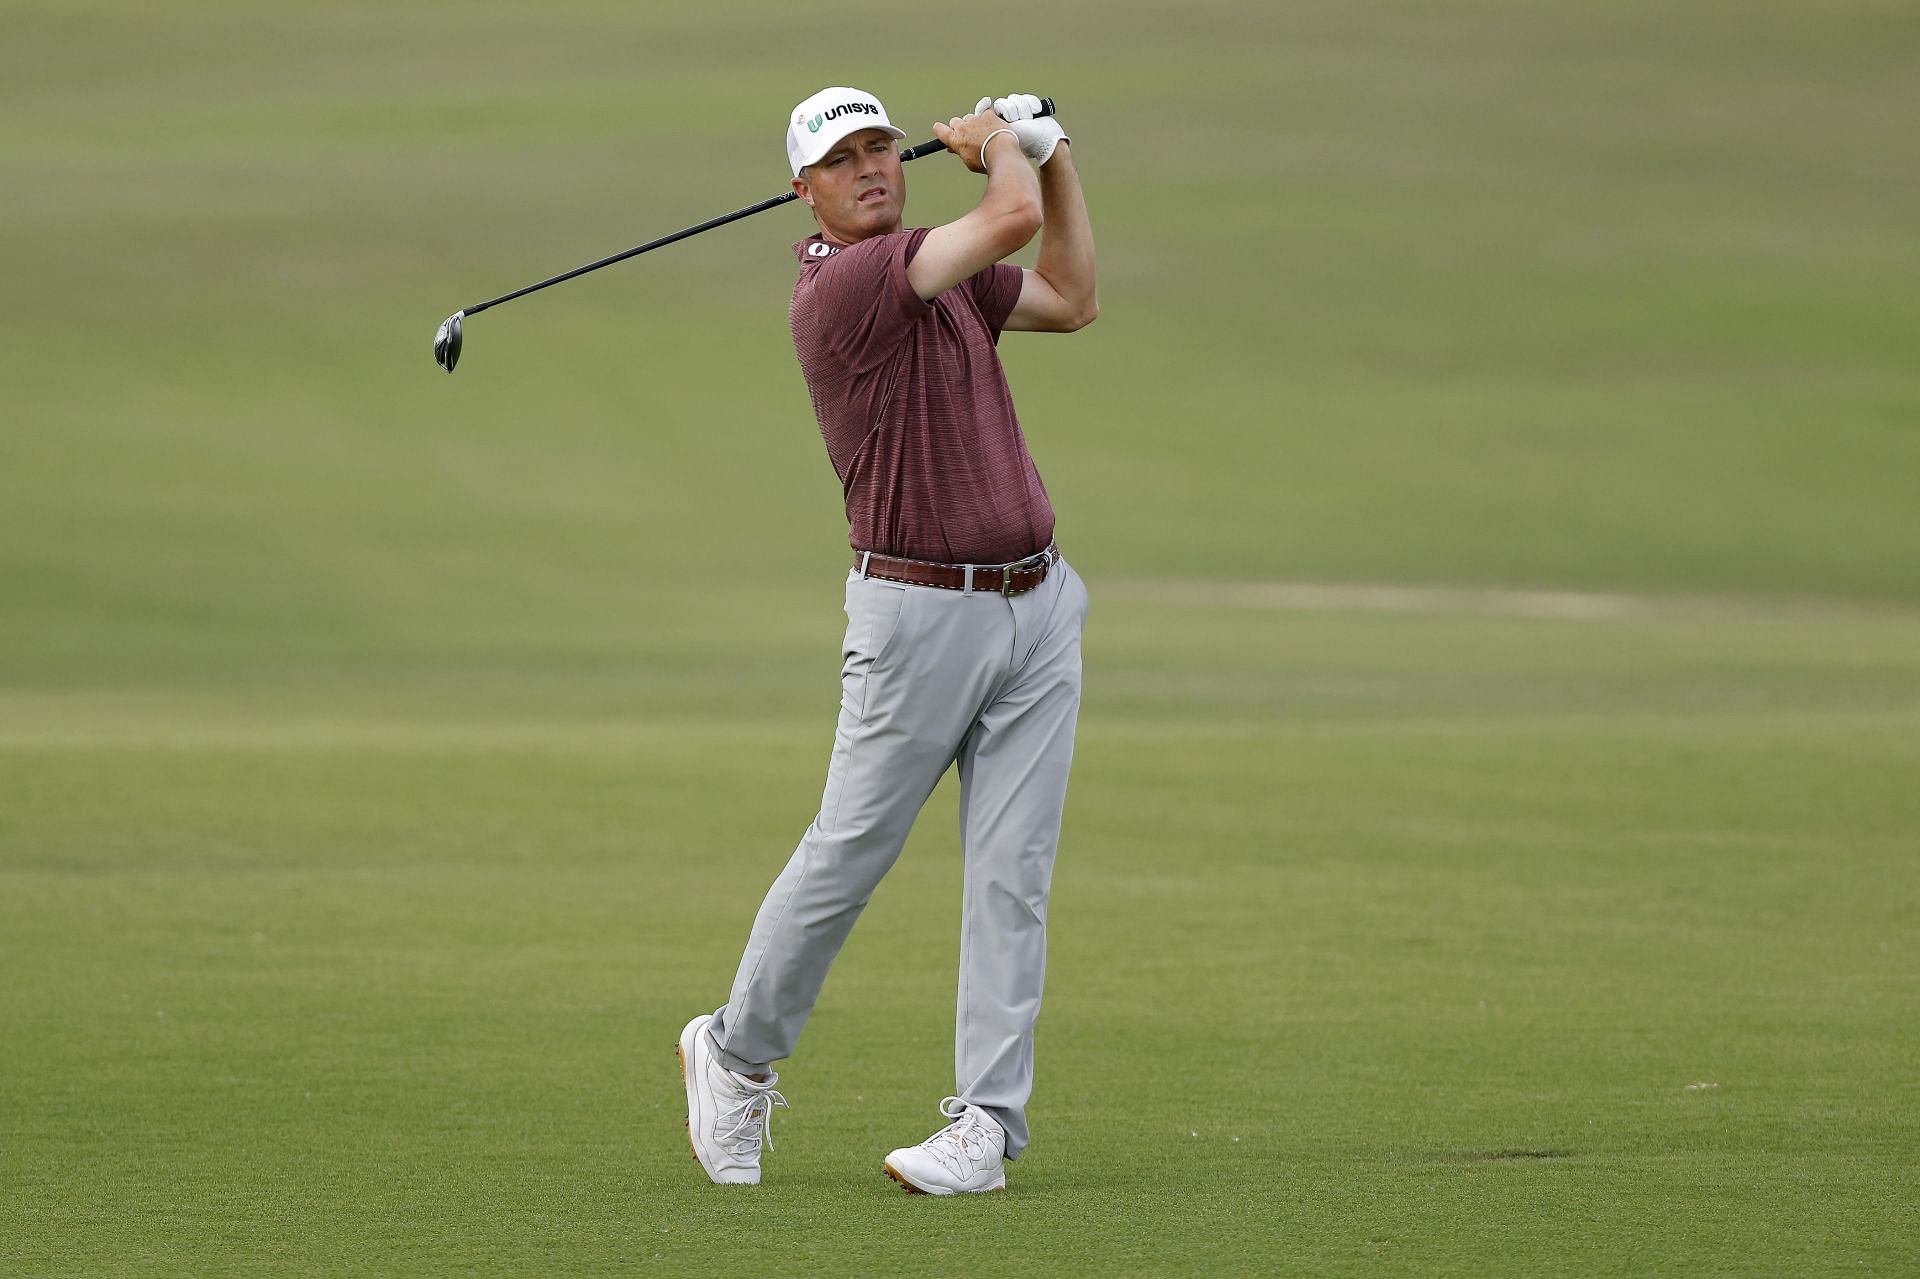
792, 175, 812, 209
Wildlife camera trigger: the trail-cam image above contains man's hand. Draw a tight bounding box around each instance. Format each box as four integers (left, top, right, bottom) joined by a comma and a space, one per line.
931, 107, 1021, 175
991, 93, 1069, 166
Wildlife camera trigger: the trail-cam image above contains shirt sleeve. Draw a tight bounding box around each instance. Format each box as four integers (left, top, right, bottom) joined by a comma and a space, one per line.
892, 230, 1021, 334
967, 262, 1025, 337
809, 229, 932, 370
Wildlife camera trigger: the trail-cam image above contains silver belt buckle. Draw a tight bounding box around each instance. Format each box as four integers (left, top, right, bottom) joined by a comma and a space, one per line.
1004, 546, 1051, 595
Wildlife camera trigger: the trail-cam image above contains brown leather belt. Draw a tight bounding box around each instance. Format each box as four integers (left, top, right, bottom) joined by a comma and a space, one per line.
854, 542, 1060, 596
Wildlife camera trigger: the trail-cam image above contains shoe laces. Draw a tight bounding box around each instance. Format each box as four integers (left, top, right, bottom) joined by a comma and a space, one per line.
920, 1096, 997, 1177
715, 1077, 789, 1157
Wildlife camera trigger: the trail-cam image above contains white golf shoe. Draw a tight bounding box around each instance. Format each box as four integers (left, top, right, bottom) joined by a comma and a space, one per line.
882, 1096, 1008, 1195
677, 1014, 787, 1185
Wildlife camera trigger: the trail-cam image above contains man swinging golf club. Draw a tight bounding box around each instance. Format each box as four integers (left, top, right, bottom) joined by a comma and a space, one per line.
678, 87, 1097, 1195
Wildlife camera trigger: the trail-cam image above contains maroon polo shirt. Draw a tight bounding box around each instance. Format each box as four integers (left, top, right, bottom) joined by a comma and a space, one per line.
789, 228, 1056, 565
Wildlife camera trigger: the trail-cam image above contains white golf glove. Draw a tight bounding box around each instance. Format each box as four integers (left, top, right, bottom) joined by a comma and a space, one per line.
973, 93, 1069, 166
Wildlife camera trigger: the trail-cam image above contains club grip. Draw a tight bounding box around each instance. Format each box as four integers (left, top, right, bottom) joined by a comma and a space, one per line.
900, 97, 1058, 163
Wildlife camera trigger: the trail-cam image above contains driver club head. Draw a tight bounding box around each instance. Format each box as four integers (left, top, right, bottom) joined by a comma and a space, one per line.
433, 311, 464, 372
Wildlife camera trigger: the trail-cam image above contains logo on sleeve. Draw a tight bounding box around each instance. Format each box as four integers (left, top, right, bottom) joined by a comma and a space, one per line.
807, 242, 837, 258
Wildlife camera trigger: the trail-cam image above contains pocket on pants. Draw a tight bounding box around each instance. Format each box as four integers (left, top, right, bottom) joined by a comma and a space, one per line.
843, 577, 910, 665
841, 578, 911, 719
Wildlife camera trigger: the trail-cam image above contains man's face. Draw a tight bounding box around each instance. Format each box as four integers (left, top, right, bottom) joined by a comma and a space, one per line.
794, 128, 906, 243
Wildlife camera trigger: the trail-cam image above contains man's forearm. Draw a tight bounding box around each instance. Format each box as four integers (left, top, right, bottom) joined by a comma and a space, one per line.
981, 131, 1043, 226
1034, 144, 1097, 321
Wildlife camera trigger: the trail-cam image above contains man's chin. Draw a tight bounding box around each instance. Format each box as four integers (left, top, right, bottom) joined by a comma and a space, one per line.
835, 202, 900, 240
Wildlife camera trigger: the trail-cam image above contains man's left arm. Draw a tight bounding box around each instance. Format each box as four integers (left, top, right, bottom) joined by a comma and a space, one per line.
995, 96, 1096, 333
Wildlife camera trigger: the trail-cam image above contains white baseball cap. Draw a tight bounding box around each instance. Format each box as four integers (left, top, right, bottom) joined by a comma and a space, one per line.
786, 86, 906, 177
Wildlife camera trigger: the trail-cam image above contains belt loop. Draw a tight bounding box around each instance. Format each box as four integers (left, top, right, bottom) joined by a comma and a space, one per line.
859, 551, 872, 580
962, 565, 975, 597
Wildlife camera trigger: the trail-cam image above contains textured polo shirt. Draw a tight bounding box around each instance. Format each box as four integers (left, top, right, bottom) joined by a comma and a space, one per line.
789, 228, 1056, 565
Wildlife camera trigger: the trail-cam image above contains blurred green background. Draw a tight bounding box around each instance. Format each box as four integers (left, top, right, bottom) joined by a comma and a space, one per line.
4, 1, 1917, 1274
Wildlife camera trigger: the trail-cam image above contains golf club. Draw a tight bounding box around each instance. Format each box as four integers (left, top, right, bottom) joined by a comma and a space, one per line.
432, 98, 1056, 372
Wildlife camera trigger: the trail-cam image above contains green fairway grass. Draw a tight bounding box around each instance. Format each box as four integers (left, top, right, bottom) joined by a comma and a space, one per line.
5, 0, 1918, 1274
5, 601, 1918, 1274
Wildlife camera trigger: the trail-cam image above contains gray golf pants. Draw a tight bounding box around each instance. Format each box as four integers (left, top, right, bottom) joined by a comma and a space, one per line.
708, 556, 1089, 1160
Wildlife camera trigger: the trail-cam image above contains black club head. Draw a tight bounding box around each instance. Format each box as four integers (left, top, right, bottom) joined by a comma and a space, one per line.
433, 312, 464, 372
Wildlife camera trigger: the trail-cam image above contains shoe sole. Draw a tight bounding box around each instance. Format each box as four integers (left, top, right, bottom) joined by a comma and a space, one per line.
882, 1161, 932, 1194
881, 1162, 1005, 1195
676, 1040, 702, 1168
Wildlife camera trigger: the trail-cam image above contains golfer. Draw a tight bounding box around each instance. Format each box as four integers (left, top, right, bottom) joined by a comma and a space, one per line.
679, 87, 1096, 1195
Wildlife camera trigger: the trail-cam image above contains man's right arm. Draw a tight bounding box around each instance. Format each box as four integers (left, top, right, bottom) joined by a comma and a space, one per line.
905, 110, 1043, 303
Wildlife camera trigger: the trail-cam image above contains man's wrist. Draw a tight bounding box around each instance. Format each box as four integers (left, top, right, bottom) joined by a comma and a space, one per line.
979, 127, 1018, 169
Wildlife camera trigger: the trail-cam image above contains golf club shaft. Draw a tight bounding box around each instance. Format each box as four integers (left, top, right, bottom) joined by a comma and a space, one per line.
460, 190, 797, 318
455, 98, 1056, 319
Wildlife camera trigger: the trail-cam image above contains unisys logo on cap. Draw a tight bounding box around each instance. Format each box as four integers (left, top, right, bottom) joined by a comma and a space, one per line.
806, 101, 881, 133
